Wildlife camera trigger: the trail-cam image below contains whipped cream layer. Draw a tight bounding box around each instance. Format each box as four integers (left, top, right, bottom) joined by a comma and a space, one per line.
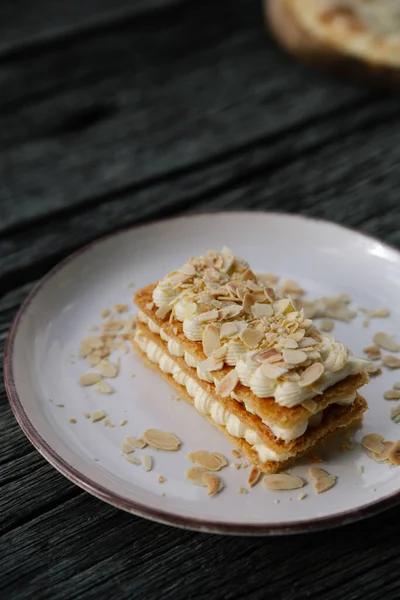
138, 311, 360, 418
134, 330, 291, 462
150, 249, 370, 407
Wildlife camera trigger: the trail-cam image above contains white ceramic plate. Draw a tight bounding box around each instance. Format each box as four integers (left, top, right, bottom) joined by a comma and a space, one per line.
5, 212, 400, 535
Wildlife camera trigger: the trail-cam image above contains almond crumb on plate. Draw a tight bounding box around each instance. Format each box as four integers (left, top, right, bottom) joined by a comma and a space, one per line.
119, 419, 128, 426
114, 303, 129, 313
101, 309, 111, 318
140, 454, 153, 472
384, 390, 400, 400
93, 380, 114, 395
158, 476, 165, 483
69, 418, 77, 424
297, 492, 307, 500
79, 372, 102, 386
91, 410, 106, 423
237, 487, 249, 494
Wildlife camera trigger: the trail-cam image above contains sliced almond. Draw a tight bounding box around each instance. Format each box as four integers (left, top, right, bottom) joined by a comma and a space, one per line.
213, 346, 228, 361
388, 441, 400, 465
81, 336, 104, 350
264, 473, 305, 490
202, 324, 221, 357
91, 410, 106, 423
314, 475, 336, 494
371, 441, 394, 463
96, 359, 119, 378
142, 429, 181, 451
391, 405, 400, 424
220, 322, 238, 339
212, 453, 228, 468
363, 344, 382, 360
360, 308, 390, 318
79, 372, 102, 386
256, 348, 283, 363
186, 466, 209, 486
155, 304, 172, 320
198, 356, 224, 375
124, 436, 147, 449
302, 398, 318, 413
140, 454, 153, 472
123, 453, 141, 465
361, 433, 385, 454
182, 302, 197, 320
219, 304, 242, 320
179, 263, 196, 276
101, 309, 111, 318
298, 362, 325, 388
198, 309, 219, 323
248, 466, 262, 488
373, 332, 400, 353
309, 467, 330, 480
121, 443, 134, 454
319, 319, 334, 332
384, 390, 400, 400
281, 279, 305, 296
202, 472, 222, 496
282, 349, 308, 365
278, 337, 298, 349
242, 293, 259, 314
93, 380, 114, 395
114, 304, 128, 313
273, 298, 292, 314
240, 327, 264, 349
251, 303, 273, 318
187, 450, 224, 471
394, 382, 400, 390
382, 355, 400, 369
261, 361, 288, 379
215, 370, 239, 397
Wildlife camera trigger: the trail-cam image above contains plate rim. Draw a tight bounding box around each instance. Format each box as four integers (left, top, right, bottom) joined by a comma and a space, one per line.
4, 210, 400, 536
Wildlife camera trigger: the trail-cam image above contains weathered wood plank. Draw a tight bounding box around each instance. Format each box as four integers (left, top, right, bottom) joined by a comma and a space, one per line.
0, 0, 181, 58
0, 104, 398, 300
0, 0, 376, 235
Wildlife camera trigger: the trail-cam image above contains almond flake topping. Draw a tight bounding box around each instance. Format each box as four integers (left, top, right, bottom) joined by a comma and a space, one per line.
202, 324, 221, 357
360, 308, 390, 318
282, 349, 308, 365
216, 370, 239, 397
198, 356, 224, 375
142, 429, 181, 451
251, 303, 274, 318
187, 450, 226, 471
373, 332, 400, 353
220, 322, 239, 339
256, 348, 282, 363
79, 373, 102, 386
264, 473, 305, 490
156, 304, 172, 320
281, 279, 305, 296
240, 327, 264, 349
123, 454, 140, 465
198, 309, 219, 323
298, 362, 325, 388
261, 361, 288, 379
361, 434, 385, 454
371, 441, 394, 463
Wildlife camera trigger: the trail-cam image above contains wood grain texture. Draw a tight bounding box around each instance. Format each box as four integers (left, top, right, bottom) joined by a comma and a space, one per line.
1, 0, 400, 597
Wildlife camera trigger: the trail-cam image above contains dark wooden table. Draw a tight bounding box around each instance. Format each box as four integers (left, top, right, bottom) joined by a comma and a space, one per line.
1, 1, 400, 598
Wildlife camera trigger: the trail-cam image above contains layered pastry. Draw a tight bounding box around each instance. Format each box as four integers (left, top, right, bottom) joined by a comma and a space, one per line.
132, 248, 370, 473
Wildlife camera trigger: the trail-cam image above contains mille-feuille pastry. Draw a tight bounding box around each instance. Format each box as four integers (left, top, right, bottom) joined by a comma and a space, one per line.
132, 248, 370, 473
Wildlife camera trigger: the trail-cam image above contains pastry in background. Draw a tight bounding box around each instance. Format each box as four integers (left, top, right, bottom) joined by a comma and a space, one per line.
265, 0, 400, 87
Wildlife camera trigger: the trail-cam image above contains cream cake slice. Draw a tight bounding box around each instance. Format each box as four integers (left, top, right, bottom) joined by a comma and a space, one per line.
132, 248, 370, 473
